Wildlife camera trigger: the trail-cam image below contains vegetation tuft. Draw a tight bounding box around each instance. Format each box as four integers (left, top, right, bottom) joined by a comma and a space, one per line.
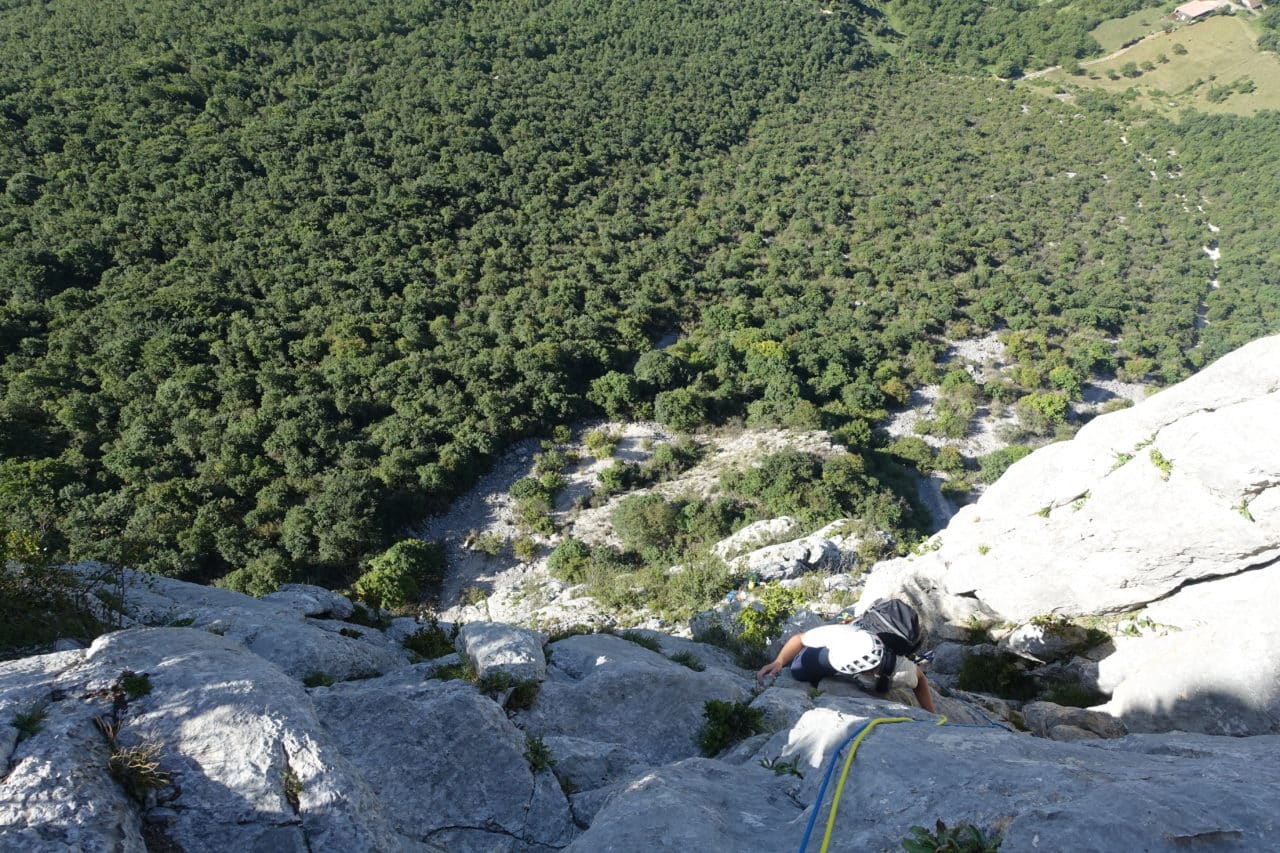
697, 699, 766, 756
12, 702, 48, 743
402, 615, 457, 660
902, 819, 1002, 853
955, 654, 1037, 702
524, 734, 555, 773
669, 650, 706, 671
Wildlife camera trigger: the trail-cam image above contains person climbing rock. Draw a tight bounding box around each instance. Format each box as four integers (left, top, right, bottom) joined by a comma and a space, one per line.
755, 623, 936, 713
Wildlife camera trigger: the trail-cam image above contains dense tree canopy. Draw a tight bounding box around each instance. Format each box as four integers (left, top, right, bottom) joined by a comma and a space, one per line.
2, 0, 1278, 592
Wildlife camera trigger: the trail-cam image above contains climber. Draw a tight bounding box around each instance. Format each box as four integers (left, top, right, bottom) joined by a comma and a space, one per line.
755, 623, 936, 713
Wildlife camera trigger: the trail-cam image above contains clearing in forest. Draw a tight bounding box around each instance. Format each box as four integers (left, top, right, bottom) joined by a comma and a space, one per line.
1040, 15, 1280, 116
1089, 6, 1174, 55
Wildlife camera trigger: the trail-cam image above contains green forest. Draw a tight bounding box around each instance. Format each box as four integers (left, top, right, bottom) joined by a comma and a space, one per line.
3, 0, 1279, 600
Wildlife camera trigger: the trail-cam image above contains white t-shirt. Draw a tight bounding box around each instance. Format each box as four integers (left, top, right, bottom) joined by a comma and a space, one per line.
802, 624, 920, 690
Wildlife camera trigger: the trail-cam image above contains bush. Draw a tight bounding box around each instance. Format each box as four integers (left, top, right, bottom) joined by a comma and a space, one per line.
403, 616, 456, 659
955, 653, 1036, 701
547, 538, 593, 583
654, 388, 709, 431
1, 532, 107, 658
353, 539, 445, 609
303, 672, 334, 688
975, 445, 1032, 484
697, 699, 765, 756
611, 494, 679, 555
511, 535, 540, 562
597, 460, 639, 495
735, 583, 800, 664
584, 428, 620, 459
885, 437, 934, 473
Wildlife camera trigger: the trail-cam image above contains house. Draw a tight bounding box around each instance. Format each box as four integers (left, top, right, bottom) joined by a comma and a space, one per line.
1173, 0, 1231, 21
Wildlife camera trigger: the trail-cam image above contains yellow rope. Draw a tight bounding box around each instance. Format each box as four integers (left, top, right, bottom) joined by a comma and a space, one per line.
817, 714, 947, 852
818, 717, 911, 853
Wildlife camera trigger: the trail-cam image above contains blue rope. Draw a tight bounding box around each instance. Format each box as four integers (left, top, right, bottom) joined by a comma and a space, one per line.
797, 721, 871, 853
795, 711, 1007, 852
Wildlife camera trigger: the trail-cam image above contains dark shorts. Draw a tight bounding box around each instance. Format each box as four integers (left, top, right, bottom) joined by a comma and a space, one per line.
789, 646, 838, 687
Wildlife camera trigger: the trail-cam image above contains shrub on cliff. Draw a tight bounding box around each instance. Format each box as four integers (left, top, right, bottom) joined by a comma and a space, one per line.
353, 539, 445, 610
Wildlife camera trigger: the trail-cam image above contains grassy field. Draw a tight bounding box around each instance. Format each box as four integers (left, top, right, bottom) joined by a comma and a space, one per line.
1089, 4, 1178, 54
1035, 14, 1280, 117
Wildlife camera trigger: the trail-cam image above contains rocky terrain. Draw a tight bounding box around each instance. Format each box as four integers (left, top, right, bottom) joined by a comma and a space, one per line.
3, 334, 1279, 851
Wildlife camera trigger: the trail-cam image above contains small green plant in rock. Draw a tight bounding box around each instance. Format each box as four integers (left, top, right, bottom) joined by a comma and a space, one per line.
94, 715, 171, 804
1235, 499, 1254, 522
524, 734, 555, 772
12, 702, 48, 743
432, 660, 475, 682
120, 671, 152, 699
283, 768, 303, 812
1035, 505, 1051, 518
1148, 449, 1172, 480
476, 670, 515, 694
977, 544, 990, 556
806, 687, 824, 700
759, 756, 803, 778
616, 630, 662, 652
1109, 452, 1133, 472
735, 583, 800, 664
346, 602, 391, 630
697, 699, 765, 757
505, 679, 541, 711
108, 740, 171, 803
302, 672, 334, 688
669, 650, 705, 671
403, 616, 456, 659
964, 616, 994, 645
902, 819, 1001, 852
546, 623, 596, 642
955, 653, 1036, 701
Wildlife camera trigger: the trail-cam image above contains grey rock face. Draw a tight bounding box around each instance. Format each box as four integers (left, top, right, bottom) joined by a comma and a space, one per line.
712, 517, 801, 560
0, 628, 416, 853
575, 712, 1280, 853
860, 335, 1280, 735
1021, 701, 1126, 740
459, 621, 547, 682
729, 534, 845, 582
312, 675, 575, 852
260, 583, 355, 619
1000, 621, 1092, 663
518, 634, 751, 770
64, 563, 407, 683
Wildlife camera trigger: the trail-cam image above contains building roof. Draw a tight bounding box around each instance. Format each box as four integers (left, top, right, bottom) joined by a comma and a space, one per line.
1175, 0, 1230, 17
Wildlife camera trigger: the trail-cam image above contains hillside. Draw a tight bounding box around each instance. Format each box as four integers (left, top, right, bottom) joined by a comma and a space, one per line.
3, 334, 1278, 851
2, 0, 1280, 600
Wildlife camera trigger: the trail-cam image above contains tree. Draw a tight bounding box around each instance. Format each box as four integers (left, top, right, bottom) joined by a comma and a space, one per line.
353, 539, 445, 610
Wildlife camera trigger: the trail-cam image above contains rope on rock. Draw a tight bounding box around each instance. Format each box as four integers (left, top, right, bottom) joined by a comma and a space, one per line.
797, 711, 1007, 853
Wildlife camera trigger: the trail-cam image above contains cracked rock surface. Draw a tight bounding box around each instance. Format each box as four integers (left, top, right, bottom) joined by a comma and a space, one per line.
862, 334, 1280, 734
